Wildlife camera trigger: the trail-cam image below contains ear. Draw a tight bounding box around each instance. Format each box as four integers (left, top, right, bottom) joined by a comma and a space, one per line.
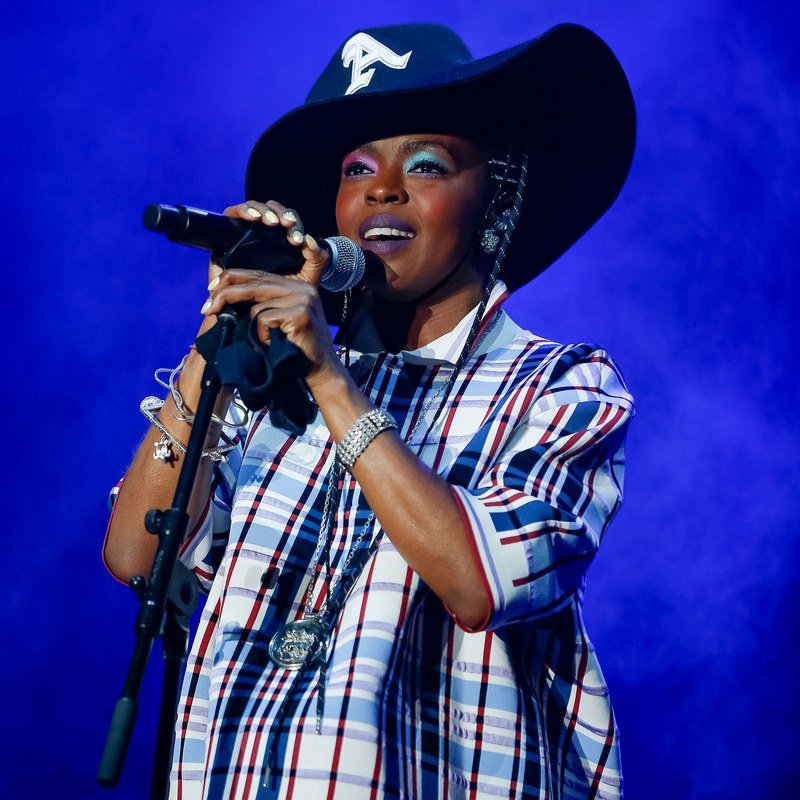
480, 187, 515, 233
495, 187, 517, 210
482, 189, 515, 230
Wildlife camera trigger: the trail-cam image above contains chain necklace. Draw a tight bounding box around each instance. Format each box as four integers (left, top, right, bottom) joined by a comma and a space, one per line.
266, 348, 453, 672
263, 300, 502, 771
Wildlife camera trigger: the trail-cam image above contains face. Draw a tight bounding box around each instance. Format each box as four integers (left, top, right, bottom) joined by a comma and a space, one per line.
335, 134, 490, 302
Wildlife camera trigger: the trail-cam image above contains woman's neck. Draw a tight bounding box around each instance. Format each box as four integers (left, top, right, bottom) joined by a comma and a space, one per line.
371, 278, 485, 353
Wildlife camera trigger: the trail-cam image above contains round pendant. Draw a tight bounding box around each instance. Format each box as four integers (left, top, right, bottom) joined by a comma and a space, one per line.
269, 616, 329, 670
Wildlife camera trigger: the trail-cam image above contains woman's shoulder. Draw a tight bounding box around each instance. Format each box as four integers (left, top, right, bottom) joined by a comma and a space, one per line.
485, 310, 633, 407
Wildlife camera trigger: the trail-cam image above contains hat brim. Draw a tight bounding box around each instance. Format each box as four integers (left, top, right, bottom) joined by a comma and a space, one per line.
245, 23, 635, 322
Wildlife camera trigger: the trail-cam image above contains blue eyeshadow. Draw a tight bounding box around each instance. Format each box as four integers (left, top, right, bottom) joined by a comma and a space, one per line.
404, 150, 448, 172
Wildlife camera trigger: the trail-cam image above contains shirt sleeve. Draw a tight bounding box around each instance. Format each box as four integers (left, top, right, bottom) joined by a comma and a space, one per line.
176, 450, 239, 593
448, 344, 633, 631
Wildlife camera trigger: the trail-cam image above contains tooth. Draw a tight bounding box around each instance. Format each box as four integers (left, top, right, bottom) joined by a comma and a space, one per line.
363, 226, 415, 240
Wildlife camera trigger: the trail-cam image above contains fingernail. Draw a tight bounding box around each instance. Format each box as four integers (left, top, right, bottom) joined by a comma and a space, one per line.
291, 230, 304, 244
207, 276, 220, 291
305, 234, 319, 251
246, 207, 261, 218
283, 210, 297, 222
264, 210, 280, 224
209, 264, 223, 279
201, 298, 213, 314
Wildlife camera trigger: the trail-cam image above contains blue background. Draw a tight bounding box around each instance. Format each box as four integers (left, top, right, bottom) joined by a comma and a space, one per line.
3, 1, 798, 796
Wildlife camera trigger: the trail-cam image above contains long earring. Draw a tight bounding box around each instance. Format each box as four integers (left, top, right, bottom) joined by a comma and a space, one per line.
479, 227, 500, 254
479, 208, 513, 254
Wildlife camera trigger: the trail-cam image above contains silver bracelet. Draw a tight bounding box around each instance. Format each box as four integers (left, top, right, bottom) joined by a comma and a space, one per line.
140, 396, 237, 463
154, 355, 250, 432
336, 408, 397, 472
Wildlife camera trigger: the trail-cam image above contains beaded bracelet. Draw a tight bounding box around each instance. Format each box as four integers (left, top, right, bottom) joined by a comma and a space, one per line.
336, 408, 397, 472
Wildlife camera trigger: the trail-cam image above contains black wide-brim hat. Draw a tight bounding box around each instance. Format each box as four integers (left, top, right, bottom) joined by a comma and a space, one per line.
245, 23, 635, 317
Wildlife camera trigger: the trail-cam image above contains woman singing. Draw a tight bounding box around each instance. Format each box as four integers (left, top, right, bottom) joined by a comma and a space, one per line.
105, 22, 636, 800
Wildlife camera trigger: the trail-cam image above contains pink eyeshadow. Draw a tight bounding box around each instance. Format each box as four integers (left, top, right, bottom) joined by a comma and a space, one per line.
341, 151, 379, 173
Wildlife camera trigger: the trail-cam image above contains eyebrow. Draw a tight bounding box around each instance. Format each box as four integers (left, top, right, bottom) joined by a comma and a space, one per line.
356, 137, 456, 159
399, 138, 455, 158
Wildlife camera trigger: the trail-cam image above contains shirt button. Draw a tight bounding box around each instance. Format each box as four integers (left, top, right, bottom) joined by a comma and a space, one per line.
261, 568, 280, 590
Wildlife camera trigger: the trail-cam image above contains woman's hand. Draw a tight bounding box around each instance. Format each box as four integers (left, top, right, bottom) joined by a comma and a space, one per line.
196, 201, 491, 629
218, 199, 330, 285
201, 200, 344, 391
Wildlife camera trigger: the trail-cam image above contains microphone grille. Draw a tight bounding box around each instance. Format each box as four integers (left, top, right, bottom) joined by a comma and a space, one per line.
320, 236, 366, 292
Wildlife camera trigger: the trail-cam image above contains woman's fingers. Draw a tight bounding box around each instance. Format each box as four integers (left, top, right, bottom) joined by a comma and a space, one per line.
250, 305, 279, 346
222, 201, 264, 219
208, 259, 223, 287
266, 201, 305, 244
208, 267, 297, 288
297, 234, 330, 286
202, 270, 314, 316
250, 304, 311, 347
201, 265, 338, 383
210, 201, 330, 292
222, 200, 305, 245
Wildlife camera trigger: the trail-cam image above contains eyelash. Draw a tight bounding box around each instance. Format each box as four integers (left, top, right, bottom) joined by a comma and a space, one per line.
341, 157, 450, 177
407, 158, 448, 175
342, 160, 373, 177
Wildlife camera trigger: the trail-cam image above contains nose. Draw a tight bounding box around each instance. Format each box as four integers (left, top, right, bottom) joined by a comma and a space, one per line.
365, 168, 408, 205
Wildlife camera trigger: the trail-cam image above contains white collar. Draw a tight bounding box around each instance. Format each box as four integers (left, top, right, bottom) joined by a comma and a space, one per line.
344, 280, 509, 366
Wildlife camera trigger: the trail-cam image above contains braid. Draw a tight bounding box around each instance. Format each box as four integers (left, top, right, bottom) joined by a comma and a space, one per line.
415, 142, 529, 447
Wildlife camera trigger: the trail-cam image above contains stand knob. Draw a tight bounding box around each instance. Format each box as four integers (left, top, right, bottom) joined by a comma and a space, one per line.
144, 509, 164, 534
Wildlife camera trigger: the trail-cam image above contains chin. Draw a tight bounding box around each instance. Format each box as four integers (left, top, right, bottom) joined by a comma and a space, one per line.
365, 279, 419, 305
363, 258, 404, 298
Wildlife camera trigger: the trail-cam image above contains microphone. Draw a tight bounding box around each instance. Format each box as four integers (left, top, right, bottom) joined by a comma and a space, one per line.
142, 203, 365, 292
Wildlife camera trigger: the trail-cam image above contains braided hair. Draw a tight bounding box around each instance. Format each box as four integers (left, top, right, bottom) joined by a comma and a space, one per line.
417, 141, 530, 439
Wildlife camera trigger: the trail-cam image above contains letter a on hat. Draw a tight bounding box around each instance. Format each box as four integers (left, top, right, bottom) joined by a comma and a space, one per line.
341, 33, 412, 95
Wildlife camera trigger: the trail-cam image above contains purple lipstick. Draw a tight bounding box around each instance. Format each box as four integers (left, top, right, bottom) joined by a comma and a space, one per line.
358, 214, 416, 254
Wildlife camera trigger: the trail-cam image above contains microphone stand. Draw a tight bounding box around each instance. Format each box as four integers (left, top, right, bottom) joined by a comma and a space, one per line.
97, 301, 244, 798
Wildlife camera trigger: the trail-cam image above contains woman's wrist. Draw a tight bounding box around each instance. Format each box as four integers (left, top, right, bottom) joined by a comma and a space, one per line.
152, 341, 235, 447
305, 356, 353, 400
308, 359, 377, 437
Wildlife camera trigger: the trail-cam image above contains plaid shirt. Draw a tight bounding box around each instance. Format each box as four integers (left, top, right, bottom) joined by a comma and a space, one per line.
168, 281, 633, 799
